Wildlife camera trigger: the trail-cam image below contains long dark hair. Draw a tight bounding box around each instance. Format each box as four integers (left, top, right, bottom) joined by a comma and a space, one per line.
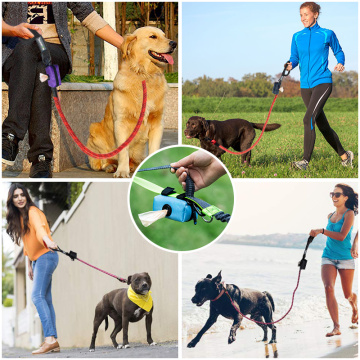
6, 183, 37, 245
335, 183, 358, 215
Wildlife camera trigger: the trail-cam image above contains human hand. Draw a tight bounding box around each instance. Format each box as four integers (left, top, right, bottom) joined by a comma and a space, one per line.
170, 150, 226, 191
285, 62, 293, 71
334, 63, 345, 72
351, 238, 358, 259
28, 266, 34, 281
11, 23, 42, 39
309, 229, 323, 238
43, 236, 58, 252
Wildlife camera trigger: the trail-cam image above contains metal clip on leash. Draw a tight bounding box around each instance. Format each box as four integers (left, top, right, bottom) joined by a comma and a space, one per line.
55, 246, 77, 261
272, 62, 291, 95
298, 236, 314, 270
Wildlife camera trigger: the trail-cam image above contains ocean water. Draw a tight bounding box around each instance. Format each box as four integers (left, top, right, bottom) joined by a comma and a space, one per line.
183, 243, 358, 337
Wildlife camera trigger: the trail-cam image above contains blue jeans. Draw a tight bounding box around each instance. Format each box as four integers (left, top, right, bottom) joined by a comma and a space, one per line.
32, 251, 59, 338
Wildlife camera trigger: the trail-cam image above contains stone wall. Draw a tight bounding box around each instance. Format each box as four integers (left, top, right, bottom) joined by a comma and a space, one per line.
2, 83, 178, 173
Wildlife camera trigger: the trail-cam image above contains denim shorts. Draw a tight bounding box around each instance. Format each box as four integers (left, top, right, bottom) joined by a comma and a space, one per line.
321, 257, 355, 270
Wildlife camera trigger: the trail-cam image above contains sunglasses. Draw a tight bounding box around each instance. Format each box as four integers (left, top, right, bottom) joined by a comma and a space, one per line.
330, 192, 344, 198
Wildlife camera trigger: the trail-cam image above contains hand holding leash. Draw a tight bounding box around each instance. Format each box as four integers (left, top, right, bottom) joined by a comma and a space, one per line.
272, 62, 291, 95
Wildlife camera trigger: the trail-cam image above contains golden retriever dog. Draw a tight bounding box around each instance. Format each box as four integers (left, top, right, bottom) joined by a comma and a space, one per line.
87, 26, 177, 178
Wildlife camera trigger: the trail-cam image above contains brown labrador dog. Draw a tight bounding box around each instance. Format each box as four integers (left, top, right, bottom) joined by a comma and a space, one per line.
184, 116, 281, 164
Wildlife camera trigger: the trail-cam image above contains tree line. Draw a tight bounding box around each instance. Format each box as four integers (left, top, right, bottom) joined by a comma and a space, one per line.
183, 71, 358, 98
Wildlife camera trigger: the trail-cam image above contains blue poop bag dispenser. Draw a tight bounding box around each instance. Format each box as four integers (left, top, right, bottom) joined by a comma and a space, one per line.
153, 176, 198, 224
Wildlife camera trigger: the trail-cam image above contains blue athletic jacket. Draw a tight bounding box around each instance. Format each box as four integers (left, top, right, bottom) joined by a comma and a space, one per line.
289, 23, 345, 89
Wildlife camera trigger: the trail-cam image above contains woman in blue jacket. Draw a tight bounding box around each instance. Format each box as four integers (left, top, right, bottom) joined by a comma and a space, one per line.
286, 2, 353, 170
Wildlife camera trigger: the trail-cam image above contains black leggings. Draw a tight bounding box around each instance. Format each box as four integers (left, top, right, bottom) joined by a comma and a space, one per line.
301, 83, 345, 162
2, 37, 69, 162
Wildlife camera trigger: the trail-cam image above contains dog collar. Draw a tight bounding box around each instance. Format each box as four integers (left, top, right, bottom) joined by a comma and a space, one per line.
211, 282, 226, 302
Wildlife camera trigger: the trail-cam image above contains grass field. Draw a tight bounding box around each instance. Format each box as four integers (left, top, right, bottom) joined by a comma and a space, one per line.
129, 147, 234, 251
182, 109, 358, 178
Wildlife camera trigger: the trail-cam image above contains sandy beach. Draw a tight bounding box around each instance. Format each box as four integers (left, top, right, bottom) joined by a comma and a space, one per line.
182, 316, 358, 358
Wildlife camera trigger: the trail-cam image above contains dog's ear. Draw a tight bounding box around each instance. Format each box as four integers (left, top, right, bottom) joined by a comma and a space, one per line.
200, 117, 207, 130
212, 270, 222, 284
121, 34, 137, 59
127, 275, 132, 285
206, 274, 212, 279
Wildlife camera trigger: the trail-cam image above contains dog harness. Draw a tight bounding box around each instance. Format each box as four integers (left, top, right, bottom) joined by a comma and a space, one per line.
30, 29, 146, 159
134, 165, 231, 224
210, 236, 314, 325
127, 286, 153, 312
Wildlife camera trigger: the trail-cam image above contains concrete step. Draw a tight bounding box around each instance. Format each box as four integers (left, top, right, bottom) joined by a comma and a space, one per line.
2, 129, 178, 178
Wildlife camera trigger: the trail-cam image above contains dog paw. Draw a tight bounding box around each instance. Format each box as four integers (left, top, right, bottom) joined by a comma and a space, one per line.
228, 335, 236, 344
123, 345, 130, 349
89, 348, 95, 352
114, 169, 130, 178
104, 164, 117, 173
187, 340, 197, 348
149, 342, 157, 346
117, 345, 123, 349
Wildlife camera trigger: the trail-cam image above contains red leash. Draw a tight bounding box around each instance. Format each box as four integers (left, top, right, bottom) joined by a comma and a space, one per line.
208, 94, 278, 155
56, 246, 127, 283
76, 258, 127, 283
223, 269, 302, 325
53, 80, 147, 159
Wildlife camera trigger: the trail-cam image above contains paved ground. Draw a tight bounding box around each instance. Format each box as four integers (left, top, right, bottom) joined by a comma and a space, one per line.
2, 129, 178, 179
2, 341, 178, 358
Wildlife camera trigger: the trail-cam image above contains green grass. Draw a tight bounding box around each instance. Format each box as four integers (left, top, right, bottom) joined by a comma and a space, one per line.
63, 72, 178, 84
182, 111, 358, 178
129, 147, 233, 251
183, 96, 358, 113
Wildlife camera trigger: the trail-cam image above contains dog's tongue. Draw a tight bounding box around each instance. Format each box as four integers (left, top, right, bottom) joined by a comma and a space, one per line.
162, 53, 174, 65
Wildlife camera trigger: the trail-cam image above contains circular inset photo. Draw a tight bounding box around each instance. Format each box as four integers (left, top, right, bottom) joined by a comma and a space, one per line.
129, 146, 234, 251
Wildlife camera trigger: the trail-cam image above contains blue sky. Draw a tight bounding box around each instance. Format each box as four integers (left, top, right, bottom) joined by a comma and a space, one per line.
182, 2, 358, 81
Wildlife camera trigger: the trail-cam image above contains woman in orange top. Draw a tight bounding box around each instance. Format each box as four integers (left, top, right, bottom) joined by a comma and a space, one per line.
6, 183, 60, 355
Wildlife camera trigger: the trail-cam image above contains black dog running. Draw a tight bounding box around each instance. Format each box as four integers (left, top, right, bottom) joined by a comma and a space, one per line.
188, 271, 276, 347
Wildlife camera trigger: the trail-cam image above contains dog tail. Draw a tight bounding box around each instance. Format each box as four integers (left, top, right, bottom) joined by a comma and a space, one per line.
105, 316, 109, 331
263, 291, 275, 311
251, 123, 281, 132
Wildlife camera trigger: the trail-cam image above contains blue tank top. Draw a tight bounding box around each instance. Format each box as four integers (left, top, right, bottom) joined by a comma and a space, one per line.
322, 209, 353, 260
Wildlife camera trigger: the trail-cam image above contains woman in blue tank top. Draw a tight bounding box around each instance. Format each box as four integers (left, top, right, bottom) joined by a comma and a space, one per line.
310, 184, 358, 337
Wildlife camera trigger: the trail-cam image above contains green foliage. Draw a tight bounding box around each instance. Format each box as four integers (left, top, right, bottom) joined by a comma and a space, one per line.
62, 75, 112, 83
2, 256, 14, 303
183, 96, 358, 113
69, 183, 85, 208
183, 72, 358, 98
21, 183, 69, 209
165, 72, 178, 83
130, 148, 233, 251
182, 110, 358, 178
3, 298, 13, 307
15, 182, 84, 209
63, 73, 178, 84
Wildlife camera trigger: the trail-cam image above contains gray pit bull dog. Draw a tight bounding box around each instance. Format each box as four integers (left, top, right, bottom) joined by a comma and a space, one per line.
89, 272, 156, 351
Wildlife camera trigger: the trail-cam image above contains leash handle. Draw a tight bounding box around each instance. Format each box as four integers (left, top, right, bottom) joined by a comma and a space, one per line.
298, 236, 314, 270
281, 62, 291, 77
272, 62, 291, 95
29, 29, 52, 66
185, 174, 195, 198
